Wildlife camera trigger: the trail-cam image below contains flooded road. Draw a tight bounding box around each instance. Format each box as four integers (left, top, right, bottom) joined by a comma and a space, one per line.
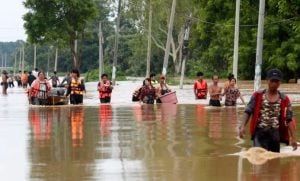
0, 82, 300, 180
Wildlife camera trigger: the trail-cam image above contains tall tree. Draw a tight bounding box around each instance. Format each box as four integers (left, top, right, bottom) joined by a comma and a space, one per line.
23, 0, 97, 68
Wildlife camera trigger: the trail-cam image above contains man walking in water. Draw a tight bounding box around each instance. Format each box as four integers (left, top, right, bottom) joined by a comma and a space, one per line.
239, 69, 297, 152
208, 75, 222, 106
194, 72, 208, 99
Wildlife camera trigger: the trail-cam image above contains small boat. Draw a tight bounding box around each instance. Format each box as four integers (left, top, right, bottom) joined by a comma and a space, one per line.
158, 91, 178, 104
48, 87, 68, 105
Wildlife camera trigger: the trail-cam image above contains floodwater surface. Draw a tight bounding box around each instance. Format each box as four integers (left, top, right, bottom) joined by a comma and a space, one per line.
0, 83, 300, 181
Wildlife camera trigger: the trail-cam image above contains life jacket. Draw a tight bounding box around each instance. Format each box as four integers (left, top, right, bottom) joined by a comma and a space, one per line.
195, 80, 207, 98
70, 78, 84, 95
98, 81, 112, 99
249, 90, 296, 144
30, 80, 51, 99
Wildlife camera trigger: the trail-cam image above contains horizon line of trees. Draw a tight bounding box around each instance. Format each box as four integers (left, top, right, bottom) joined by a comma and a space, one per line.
0, 0, 299, 82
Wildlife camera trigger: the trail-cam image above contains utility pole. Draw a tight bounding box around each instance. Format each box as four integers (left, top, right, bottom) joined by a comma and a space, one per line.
74, 31, 78, 68
4, 53, 7, 68
233, 0, 240, 83
34, 44, 37, 69
146, 0, 152, 78
112, 0, 122, 85
1, 54, 4, 68
14, 53, 17, 76
54, 47, 58, 72
19, 48, 22, 71
179, 14, 192, 89
21, 46, 25, 74
99, 21, 104, 79
162, 0, 177, 76
254, 0, 265, 91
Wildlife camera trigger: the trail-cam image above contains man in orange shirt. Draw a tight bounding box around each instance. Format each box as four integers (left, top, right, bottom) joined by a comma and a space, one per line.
194, 72, 208, 99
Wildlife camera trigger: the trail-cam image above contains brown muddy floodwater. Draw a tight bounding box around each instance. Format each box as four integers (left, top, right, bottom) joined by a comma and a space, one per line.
0, 84, 300, 181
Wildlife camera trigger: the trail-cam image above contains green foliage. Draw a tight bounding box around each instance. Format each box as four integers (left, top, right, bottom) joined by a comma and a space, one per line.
2, 0, 300, 82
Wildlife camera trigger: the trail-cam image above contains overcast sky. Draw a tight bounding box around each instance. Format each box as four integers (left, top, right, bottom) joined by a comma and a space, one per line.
0, 0, 27, 42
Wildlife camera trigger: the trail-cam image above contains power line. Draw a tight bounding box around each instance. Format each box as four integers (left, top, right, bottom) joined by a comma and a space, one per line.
189, 16, 299, 27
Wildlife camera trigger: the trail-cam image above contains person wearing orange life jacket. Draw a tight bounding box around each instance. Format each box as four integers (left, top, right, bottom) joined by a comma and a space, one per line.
66, 69, 85, 105
28, 71, 51, 105
97, 73, 113, 103
194, 72, 208, 99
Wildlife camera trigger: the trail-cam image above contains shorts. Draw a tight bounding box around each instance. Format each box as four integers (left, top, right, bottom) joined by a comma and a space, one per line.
100, 97, 111, 103
209, 99, 221, 107
70, 94, 83, 105
253, 127, 280, 152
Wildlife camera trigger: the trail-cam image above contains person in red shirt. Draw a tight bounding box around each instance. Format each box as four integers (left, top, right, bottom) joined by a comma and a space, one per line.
194, 72, 208, 99
97, 74, 113, 103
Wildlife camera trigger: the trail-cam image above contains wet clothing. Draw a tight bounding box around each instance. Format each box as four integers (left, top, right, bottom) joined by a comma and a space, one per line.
156, 83, 171, 103
98, 81, 113, 103
139, 86, 156, 104
224, 87, 241, 106
209, 99, 221, 107
30, 79, 51, 105
253, 127, 280, 152
66, 78, 85, 104
194, 80, 207, 99
245, 89, 293, 152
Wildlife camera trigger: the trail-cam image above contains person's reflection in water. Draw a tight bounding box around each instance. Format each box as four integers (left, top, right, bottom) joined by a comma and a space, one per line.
196, 105, 207, 128
70, 106, 84, 147
99, 104, 112, 135
141, 104, 156, 121
133, 104, 143, 122
29, 108, 52, 146
208, 109, 222, 141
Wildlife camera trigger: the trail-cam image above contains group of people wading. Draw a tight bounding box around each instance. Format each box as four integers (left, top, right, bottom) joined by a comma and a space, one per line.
194, 71, 245, 107
27, 69, 114, 106
132, 73, 171, 104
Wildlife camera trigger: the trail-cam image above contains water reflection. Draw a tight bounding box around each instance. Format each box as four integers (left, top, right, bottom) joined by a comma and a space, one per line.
99, 105, 112, 135
25, 105, 300, 180
71, 106, 84, 147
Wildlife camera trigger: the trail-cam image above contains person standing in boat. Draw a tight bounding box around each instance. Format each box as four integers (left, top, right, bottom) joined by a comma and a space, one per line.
28, 71, 51, 105
97, 73, 113, 103
139, 78, 156, 104
156, 75, 171, 103
66, 69, 85, 105
194, 72, 208, 99
208, 75, 222, 107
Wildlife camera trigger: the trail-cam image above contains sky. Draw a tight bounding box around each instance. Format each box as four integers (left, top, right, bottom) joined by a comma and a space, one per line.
0, 0, 27, 42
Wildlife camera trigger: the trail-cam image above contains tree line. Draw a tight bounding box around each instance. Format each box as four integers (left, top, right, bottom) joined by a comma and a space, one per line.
1, 0, 299, 81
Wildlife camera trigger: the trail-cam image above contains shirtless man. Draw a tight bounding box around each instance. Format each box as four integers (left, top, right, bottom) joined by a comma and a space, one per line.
208, 75, 222, 107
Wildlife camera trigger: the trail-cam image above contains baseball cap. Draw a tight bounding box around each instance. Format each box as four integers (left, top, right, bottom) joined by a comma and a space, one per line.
267, 68, 282, 81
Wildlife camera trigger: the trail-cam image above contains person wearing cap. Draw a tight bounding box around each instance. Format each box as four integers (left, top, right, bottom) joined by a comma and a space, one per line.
156, 75, 171, 103
194, 72, 208, 99
239, 68, 297, 152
